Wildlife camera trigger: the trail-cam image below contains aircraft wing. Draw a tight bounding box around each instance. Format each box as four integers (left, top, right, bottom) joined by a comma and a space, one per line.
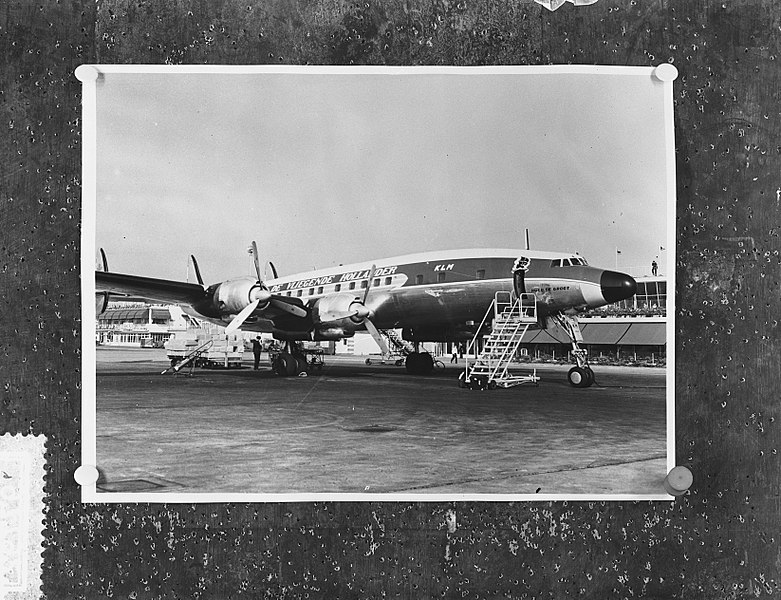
96, 271, 208, 306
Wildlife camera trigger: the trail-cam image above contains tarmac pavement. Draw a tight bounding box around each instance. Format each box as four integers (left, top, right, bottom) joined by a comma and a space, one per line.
93, 348, 669, 499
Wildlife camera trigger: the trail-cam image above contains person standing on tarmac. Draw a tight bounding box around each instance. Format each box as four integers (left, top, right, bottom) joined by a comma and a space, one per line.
252, 336, 262, 370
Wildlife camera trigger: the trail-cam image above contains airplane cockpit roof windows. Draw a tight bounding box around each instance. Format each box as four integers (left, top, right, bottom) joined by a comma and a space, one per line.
551, 256, 589, 267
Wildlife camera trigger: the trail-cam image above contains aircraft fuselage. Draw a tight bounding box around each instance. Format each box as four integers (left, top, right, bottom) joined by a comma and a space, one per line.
208, 248, 636, 342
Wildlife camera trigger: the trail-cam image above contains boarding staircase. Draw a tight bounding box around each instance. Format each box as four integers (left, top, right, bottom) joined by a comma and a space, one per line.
460, 291, 540, 389
367, 329, 415, 365
382, 329, 415, 358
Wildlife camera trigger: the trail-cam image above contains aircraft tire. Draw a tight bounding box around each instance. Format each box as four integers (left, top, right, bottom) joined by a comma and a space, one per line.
419, 352, 434, 375
584, 367, 595, 387
567, 366, 591, 388
405, 353, 421, 374
273, 353, 298, 377
457, 371, 467, 388
271, 356, 283, 375
294, 356, 309, 375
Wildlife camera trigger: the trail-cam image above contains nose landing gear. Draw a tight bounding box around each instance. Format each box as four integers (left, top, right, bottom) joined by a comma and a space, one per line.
567, 364, 595, 388
550, 314, 596, 388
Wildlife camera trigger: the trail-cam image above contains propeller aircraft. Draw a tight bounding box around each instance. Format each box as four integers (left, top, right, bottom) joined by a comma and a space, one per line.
95, 244, 637, 387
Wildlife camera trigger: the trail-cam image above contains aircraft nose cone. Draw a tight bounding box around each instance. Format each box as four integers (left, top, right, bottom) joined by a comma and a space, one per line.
600, 270, 637, 304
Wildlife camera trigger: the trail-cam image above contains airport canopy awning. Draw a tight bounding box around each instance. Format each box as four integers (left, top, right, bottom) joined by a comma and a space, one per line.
580, 323, 631, 344
526, 326, 572, 344
617, 322, 667, 345
102, 308, 149, 322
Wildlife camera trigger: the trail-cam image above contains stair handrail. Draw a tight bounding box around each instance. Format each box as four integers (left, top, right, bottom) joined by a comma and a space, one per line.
487, 306, 528, 380
464, 293, 498, 378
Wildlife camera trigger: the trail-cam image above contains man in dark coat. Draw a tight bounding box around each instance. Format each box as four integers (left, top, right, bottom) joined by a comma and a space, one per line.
252, 336, 262, 370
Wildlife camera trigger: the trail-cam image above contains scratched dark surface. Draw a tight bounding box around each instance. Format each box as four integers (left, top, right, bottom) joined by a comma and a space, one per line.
1, 0, 779, 597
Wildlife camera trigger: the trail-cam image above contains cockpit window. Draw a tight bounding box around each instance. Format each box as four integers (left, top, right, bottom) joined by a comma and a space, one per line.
551, 257, 588, 267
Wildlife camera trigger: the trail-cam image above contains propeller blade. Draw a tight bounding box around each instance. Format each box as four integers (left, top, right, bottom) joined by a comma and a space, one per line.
250, 241, 264, 284
361, 264, 376, 304
225, 298, 260, 333
269, 297, 308, 318
267, 261, 278, 279
364, 319, 390, 357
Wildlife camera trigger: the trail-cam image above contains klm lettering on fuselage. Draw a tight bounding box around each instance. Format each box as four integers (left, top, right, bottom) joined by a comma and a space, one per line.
433, 264, 454, 271
270, 265, 398, 292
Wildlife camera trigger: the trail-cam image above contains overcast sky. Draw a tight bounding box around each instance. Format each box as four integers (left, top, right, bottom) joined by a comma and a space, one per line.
95, 68, 672, 283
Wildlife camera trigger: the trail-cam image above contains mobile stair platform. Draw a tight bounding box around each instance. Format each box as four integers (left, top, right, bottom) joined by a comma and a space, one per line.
459, 291, 540, 389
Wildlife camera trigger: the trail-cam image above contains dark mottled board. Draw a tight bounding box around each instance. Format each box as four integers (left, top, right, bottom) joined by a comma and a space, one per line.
1, 0, 779, 597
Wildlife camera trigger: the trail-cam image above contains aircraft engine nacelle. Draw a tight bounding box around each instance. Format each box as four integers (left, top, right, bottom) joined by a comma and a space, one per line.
313, 327, 355, 341
95, 292, 110, 315
311, 293, 365, 328
214, 277, 267, 315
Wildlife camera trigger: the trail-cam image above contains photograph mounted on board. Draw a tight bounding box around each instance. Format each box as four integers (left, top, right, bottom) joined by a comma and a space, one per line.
80, 65, 677, 502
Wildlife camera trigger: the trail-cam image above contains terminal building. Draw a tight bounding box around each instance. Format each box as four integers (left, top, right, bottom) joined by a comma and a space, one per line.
96, 303, 207, 347
96, 276, 667, 362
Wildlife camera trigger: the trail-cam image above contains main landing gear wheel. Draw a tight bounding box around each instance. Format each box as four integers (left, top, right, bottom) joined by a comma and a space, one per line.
273, 352, 298, 376
405, 352, 434, 375
567, 366, 594, 388
294, 355, 309, 375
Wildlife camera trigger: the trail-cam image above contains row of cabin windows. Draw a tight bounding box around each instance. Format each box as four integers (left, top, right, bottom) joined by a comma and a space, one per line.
281, 269, 489, 297
284, 276, 395, 297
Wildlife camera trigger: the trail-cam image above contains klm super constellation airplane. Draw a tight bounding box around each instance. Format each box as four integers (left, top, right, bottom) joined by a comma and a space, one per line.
96, 243, 637, 387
